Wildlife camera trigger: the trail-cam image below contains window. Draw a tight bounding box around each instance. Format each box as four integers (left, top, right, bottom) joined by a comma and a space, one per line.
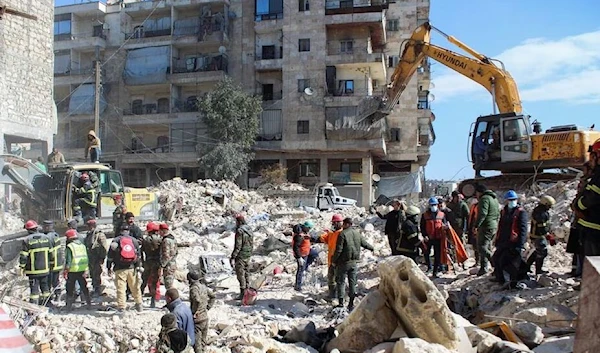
337, 80, 354, 95
297, 79, 311, 92
171, 123, 199, 152
387, 19, 400, 31
417, 94, 429, 109
341, 163, 361, 173
299, 163, 318, 177
132, 99, 143, 115
100, 170, 124, 194
299, 0, 309, 11
262, 84, 274, 101
261, 45, 276, 59
54, 19, 71, 35
388, 55, 399, 68
297, 120, 309, 134
503, 119, 528, 142
390, 128, 401, 142
157, 98, 169, 113
298, 38, 310, 52
256, 0, 283, 21
340, 40, 353, 53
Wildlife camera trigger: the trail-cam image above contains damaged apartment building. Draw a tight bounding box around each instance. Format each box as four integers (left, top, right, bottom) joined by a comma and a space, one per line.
52, 0, 434, 206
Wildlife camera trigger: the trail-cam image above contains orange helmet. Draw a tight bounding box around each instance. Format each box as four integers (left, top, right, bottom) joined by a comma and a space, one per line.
65, 229, 78, 239
146, 222, 159, 232
331, 214, 343, 222
24, 220, 38, 230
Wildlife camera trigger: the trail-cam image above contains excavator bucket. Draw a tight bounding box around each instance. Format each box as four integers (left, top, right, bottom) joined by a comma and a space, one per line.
0, 154, 52, 204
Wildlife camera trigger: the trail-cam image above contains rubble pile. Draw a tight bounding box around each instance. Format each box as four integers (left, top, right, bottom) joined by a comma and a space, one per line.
0, 178, 585, 353
0, 210, 24, 236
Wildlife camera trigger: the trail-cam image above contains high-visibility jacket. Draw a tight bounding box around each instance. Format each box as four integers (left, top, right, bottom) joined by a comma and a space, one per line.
421, 210, 446, 240
66, 240, 89, 273
319, 229, 342, 265
75, 181, 97, 207
19, 233, 54, 276
292, 233, 311, 258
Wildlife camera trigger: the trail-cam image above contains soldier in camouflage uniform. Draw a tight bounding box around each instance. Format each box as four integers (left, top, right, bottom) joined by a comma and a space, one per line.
187, 272, 215, 353
142, 222, 163, 307
112, 194, 126, 236
230, 214, 253, 300
155, 313, 193, 353
84, 218, 107, 295
159, 223, 178, 290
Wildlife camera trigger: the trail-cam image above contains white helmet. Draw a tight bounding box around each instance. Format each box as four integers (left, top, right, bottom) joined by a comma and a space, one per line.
406, 205, 421, 217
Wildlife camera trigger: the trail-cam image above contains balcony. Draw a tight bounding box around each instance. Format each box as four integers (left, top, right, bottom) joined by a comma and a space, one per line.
325, 1, 387, 49
54, 31, 107, 52
325, 79, 385, 107
54, 67, 96, 86
55, 0, 106, 16
255, 109, 282, 149
169, 55, 228, 85
254, 52, 283, 71
123, 29, 172, 49
173, 21, 229, 47
254, 17, 284, 34
325, 0, 388, 14
123, 0, 230, 13
326, 41, 386, 80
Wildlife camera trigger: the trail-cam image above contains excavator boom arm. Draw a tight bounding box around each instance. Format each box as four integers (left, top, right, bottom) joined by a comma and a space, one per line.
384, 22, 522, 115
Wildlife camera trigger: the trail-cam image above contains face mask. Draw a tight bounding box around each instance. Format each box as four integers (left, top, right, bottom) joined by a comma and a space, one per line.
507, 200, 518, 208
430, 206, 438, 212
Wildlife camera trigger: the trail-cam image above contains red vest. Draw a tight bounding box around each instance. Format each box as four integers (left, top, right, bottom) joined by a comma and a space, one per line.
425, 211, 446, 239
496, 207, 523, 243
292, 234, 311, 257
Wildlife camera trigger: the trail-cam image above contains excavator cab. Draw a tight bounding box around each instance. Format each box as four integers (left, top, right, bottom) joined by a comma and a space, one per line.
471, 113, 533, 171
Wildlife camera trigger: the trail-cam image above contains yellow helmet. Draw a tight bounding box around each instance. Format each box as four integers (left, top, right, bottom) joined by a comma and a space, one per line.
406, 205, 421, 216
540, 195, 556, 207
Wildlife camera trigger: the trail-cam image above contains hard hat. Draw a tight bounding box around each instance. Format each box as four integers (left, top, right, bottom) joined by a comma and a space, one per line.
406, 205, 421, 217
113, 194, 122, 201
80, 173, 89, 181
589, 138, 600, 154
428, 197, 439, 205
159, 223, 169, 230
24, 220, 38, 230
65, 229, 78, 239
86, 219, 97, 226
303, 220, 314, 229
234, 213, 245, 220
42, 220, 54, 226
146, 222, 159, 232
67, 219, 78, 229
331, 214, 343, 222
540, 195, 556, 207
504, 190, 518, 200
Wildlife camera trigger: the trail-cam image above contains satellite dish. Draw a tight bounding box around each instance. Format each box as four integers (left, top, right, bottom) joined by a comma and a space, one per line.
304, 87, 315, 96
218, 46, 227, 54
372, 174, 381, 182
428, 93, 436, 102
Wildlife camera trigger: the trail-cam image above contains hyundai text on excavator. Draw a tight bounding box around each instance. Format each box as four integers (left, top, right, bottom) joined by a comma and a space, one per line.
360, 22, 599, 197
0, 155, 159, 262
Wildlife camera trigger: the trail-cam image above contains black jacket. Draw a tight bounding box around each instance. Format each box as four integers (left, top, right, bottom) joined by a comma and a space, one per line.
531, 204, 550, 237
106, 235, 141, 270
397, 216, 421, 255
376, 210, 405, 236
496, 206, 528, 250
574, 169, 600, 232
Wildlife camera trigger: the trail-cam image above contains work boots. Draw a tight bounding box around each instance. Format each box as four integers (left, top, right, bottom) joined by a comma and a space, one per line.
348, 296, 355, 312
236, 289, 245, 301
150, 297, 156, 309
66, 298, 74, 312
135, 303, 143, 312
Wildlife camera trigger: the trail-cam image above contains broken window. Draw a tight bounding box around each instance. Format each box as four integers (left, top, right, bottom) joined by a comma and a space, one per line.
297, 120, 310, 134
299, 38, 311, 52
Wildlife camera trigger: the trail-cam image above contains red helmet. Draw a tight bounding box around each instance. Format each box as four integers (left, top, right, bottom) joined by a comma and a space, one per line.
80, 173, 89, 181
24, 220, 38, 230
113, 194, 122, 201
590, 138, 600, 154
331, 214, 343, 222
146, 222, 159, 232
159, 223, 169, 230
86, 219, 97, 226
234, 213, 245, 220
65, 229, 78, 239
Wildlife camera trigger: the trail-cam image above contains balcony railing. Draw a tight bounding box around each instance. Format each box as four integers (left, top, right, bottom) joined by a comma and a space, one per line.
255, 51, 283, 60
54, 66, 94, 77
325, 0, 388, 10
260, 91, 283, 101
172, 98, 200, 113
125, 28, 171, 40
54, 29, 108, 42
123, 103, 170, 116
255, 12, 283, 21
172, 54, 228, 74
326, 40, 373, 56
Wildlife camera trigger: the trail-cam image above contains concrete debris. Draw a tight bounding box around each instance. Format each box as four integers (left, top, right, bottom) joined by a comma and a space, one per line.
511, 321, 544, 347
532, 336, 574, 353
392, 338, 452, 353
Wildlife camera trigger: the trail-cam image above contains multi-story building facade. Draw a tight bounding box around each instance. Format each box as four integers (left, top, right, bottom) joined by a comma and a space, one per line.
52, 0, 433, 206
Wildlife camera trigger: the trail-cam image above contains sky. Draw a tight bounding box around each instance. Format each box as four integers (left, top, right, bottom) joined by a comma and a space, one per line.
427, 0, 600, 180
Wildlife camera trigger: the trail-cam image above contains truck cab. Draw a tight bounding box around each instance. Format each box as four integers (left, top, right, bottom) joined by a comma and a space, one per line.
316, 183, 357, 210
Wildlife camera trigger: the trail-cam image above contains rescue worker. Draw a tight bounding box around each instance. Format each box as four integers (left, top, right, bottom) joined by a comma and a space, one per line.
73, 173, 97, 221
332, 217, 374, 311
84, 130, 101, 163
156, 313, 192, 353
160, 223, 178, 290
473, 184, 500, 275
64, 229, 91, 311
572, 138, 600, 257
84, 218, 107, 296
165, 288, 195, 346
492, 190, 528, 289
188, 271, 215, 353
447, 191, 470, 243
292, 220, 318, 291
373, 199, 406, 255
106, 227, 143, 312
473, 131, 488, 178
141, 222, 163, 308
526, 195, 556, 275
467, 198, 479, 264
124, 212, 143, 240
316, 214, 344, 300
421, 197, 449, 277
112, 195, 127, 236
397, 206, 425, 261
42, 220, 64, 301
230, 214, 253, 300
567, 162, 592, 277
19, 220, 54, 305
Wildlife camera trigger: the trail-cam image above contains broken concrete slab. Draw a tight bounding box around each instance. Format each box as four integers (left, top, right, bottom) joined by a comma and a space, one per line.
465, 327, 502, 353
514, 305, 576, 329
533, 336, 574, 353
392, 338, 452, 353
326, 290, 398, 353
378, 256, 459, 350
512, 321, 544, 348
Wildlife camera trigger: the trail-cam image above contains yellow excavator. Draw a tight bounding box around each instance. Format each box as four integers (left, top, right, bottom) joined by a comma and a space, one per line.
364, 22, 599, 196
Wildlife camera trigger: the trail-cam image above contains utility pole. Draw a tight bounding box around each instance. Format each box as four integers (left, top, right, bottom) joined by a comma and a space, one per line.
94, 55, 101, 134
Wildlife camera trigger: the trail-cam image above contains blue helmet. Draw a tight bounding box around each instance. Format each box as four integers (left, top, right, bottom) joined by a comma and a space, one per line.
428, 197, 439, 205
504, 190, 518, 200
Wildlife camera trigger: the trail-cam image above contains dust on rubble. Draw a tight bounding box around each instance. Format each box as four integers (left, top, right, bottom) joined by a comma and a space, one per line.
0, 178, 581, 352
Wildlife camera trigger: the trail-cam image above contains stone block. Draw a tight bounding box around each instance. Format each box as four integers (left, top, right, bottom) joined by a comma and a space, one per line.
575, 256, 600, 353
533, 336, 574, 353
392, 338, 452, 353
326, 290, 398, 353
512, 322, 544, 347
465, 327, 502, 353
377, 256, 459, 350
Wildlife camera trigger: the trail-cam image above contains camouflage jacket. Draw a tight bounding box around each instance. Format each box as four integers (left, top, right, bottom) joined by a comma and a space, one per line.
231, 225, 253, 260
160, 234, 178, 268
155, 330, 192, 353
189, 280, 215, 321
113, 205, 125, 230
84, 229, 107, 258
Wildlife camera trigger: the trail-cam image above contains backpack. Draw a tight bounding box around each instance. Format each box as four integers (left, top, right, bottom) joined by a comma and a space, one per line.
145, 233, 162, 252
119, 236, 137, 263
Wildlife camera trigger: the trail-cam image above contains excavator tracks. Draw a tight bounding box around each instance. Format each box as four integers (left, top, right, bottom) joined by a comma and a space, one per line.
458, 173, 579, 198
